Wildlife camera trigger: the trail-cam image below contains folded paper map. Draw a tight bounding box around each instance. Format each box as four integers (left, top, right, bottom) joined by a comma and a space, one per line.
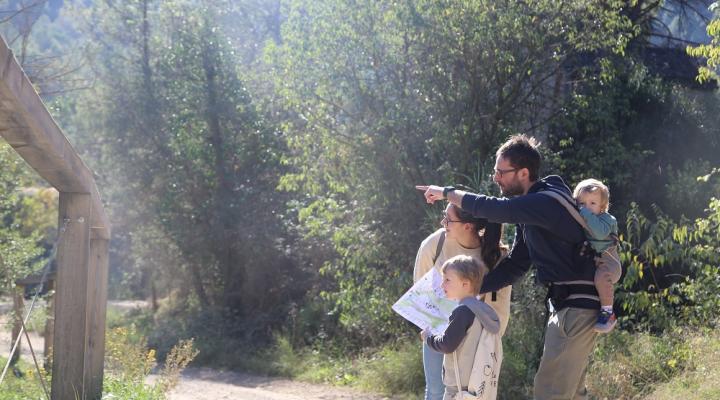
392, 268, 457, 335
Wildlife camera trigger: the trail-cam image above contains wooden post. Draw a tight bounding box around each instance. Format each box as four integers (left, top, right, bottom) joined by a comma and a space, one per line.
84, 237, 109, 400
51, 192, 92, 400
10, 286, 24, 366
0, 33, 111, 399
44, 280, 55, 370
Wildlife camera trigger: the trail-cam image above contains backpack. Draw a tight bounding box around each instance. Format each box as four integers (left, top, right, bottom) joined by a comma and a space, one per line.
451, 325, 503, 400
432, 230, 446, 264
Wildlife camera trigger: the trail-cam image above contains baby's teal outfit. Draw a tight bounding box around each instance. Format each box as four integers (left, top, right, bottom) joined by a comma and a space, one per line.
578, 208, 618, 253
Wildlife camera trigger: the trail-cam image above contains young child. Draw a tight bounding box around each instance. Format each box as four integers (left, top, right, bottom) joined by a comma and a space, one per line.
421, 255, 501, 400
573, 178, 622, 333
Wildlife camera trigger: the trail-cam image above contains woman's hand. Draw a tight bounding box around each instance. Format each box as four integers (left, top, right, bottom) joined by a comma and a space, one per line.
420, 327, 432, 341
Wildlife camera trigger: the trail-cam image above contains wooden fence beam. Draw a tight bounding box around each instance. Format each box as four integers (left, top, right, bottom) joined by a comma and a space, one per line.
0, 34, 110, 237
51, 192, 92, 400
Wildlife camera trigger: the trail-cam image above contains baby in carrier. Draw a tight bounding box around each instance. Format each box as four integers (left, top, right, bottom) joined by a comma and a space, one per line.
573, 179, 622, 333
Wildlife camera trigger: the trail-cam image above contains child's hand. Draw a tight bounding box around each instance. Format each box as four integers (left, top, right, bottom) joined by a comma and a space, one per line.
420, 327, 431, 341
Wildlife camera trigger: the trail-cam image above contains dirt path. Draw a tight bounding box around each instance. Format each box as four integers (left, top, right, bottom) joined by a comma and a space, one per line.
162, 367, 389, 400
1, 300, 391, 399
0, 300, 46, 363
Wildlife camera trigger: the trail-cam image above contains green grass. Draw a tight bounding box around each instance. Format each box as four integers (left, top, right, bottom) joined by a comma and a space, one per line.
0, 357, 47, 400
244, 327, 720, 400
585, 327, 720, 400
102, 376, 164, 400
233, 334, 421, 398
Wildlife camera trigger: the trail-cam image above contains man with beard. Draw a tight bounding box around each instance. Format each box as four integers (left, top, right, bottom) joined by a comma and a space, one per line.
417, 134, 602, 400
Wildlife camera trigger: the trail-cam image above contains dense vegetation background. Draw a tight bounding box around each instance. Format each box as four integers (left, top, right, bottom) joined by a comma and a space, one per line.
1, 0, 719, 398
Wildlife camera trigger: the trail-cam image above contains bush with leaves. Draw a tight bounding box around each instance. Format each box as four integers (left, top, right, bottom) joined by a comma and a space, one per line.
0, 143, 45, 295
617, 194, 720, 332
103, 325, 198, 399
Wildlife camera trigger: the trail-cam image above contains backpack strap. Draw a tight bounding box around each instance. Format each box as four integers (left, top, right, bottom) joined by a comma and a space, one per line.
431, 230, 446, 264
452, 351, 463, 395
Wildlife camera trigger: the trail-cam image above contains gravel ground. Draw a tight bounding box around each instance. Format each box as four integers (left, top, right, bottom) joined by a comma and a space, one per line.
161, 367, 389, 400
1, 300, 391, 399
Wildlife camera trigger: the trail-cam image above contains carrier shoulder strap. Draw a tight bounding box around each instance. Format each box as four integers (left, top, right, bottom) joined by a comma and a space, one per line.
539, 189, 620, 244
537, 189, 591, 232
432, 231, 446, 264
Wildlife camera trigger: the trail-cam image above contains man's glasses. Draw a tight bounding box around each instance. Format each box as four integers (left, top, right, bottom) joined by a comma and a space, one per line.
493, 167, 519, 178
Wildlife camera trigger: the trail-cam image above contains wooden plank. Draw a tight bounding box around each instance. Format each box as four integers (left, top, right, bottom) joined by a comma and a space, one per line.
51, 192, 92, 400
0, 35, 110, 234
83, 238, 109, 400
0, 37, 81, 190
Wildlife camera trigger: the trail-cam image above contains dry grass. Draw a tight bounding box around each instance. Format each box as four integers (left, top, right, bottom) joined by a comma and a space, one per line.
642, 330, 720, 400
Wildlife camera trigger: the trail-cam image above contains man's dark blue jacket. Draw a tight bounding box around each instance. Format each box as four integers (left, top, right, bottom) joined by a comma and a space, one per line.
465, 175, 598, 309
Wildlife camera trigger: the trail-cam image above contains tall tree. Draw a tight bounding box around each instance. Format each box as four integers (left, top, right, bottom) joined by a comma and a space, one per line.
71, 0, 294, 316
268, 0, 635, 340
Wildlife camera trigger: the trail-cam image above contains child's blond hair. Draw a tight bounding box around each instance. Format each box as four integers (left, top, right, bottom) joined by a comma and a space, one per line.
441, 255, 488, 293
573, 178, 611, 213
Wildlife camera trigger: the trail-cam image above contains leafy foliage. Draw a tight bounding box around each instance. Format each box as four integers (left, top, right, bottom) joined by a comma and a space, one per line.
0, 144, 45, 294
687, 1, 720, 83
269, 0, 635, 344
68, 0, 298, 320
618, 196, 720, 332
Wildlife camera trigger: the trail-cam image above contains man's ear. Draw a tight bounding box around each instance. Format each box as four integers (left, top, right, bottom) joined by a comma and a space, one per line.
518, 167, 530, 181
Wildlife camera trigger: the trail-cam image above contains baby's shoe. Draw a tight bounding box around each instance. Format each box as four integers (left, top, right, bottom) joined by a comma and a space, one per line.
594, 309, 617, 333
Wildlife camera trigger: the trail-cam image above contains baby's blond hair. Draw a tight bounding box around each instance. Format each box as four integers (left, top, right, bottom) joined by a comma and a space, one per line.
441, 255, 488, 293
573, 178, 610, 213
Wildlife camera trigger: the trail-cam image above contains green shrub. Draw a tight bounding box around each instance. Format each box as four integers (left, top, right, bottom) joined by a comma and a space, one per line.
497, 273, 547, 400
103, 325, 198, 399
356, 338, 423, 395
102, 378, 164, 400
619, 199, 720, 333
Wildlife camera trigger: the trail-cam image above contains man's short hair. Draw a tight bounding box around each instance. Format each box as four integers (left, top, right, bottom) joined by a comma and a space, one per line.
496, 134, 541, 181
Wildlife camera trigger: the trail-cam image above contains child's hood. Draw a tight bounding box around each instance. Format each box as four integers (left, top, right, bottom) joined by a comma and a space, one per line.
459, 297, 501, 335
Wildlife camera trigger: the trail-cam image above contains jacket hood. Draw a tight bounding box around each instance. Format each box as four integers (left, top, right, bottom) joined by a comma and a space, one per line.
459, 297, 501, 335
530, 175, 573, 197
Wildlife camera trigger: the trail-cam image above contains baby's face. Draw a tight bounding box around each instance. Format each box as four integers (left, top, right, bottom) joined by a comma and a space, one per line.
577, 191, 604, 215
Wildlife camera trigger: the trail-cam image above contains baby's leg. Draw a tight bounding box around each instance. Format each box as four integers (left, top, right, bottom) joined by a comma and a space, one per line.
596, 247, 622, 306
594, 248, 623, 333
595, 266, 615, 307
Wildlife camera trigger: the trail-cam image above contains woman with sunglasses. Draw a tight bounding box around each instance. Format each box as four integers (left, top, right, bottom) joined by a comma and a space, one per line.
414, 202, 512, 400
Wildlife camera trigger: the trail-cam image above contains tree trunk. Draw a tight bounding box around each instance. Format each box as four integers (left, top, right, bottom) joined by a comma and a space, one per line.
201, 30, 244, 311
